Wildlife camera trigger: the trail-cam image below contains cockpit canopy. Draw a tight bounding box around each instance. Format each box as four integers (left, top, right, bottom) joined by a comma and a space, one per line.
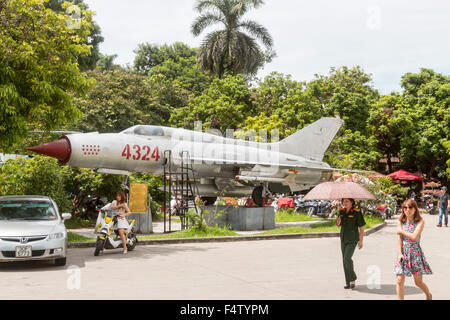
121, 125, 170, 137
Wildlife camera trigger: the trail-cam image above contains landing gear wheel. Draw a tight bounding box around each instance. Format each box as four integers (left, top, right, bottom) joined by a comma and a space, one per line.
201, 197, 217, 206
252, 186, 264, 207
94, 238, 105, 256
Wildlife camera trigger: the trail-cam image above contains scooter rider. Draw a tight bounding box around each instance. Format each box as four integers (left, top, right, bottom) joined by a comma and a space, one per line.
110, 191, 132, 254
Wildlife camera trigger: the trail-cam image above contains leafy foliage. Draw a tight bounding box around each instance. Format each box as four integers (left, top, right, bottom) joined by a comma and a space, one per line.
149, 56, 213, 95
133, 42, 198, 75
44, 0, 104, 71
444, 140, 450, 174
0, 0, 95, 149
236, 112, 291, 141
0, 156, 72, 212
395, 69, 450, 179
169, 74, 254, 131
68, 69, 171, 133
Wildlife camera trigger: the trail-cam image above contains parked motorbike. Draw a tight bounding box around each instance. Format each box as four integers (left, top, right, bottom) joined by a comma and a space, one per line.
294, 195, 308, 213
384, 196, 397, 219
74, 192, 107, 219
305, 201, 316, 216
315, 200, 333, 218
423, 194, 437, 215
360, 201, 383, 219
93, 208, 138, 256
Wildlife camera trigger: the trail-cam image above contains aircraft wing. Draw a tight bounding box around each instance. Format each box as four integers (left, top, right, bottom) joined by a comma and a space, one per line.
184, 155, 368, 172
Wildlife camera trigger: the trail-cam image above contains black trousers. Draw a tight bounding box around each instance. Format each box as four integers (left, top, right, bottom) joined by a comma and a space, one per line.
341, 241, 357, 285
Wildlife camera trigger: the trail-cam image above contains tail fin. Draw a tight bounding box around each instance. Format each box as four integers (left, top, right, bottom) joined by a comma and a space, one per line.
277, 117, 344, 161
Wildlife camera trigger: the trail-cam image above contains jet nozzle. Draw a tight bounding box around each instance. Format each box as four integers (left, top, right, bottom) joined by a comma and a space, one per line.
27, 136, 71, 163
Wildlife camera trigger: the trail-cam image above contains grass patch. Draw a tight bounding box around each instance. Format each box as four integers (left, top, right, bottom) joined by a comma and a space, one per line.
137, 225, 239, 240
67, 215, 385, 243
65, 216, 96, 229
258, 215, 384, 236
275, 209, 324, 222
68, 231, 96, 243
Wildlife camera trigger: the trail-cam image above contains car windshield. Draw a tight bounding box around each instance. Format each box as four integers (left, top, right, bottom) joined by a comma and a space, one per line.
0, 200, 58, 221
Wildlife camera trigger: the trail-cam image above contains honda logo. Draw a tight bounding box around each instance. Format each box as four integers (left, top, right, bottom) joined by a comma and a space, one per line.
20, 237, 28, 244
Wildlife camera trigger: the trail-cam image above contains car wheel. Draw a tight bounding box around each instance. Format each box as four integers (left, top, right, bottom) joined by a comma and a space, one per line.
54, 257, 66, 266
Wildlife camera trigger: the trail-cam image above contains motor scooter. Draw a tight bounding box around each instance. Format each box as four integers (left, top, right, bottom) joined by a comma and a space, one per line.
423, 194, 437, 215
94, 208, 138, 256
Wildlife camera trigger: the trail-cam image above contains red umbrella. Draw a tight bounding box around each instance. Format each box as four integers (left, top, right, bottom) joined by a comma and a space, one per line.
387, 169, 423, 181
303, 181, 376, 200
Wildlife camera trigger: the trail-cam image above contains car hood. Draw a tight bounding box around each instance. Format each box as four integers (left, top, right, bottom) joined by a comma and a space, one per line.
0, 220, 60, 237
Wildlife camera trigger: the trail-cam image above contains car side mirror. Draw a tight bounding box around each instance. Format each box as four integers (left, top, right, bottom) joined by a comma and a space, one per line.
62, 213, 72, 220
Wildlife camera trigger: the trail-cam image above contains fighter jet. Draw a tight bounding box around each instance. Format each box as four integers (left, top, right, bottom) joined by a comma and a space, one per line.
27, 117, 344, 205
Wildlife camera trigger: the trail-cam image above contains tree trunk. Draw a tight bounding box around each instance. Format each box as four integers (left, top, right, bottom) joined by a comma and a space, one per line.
428, 157, 437, 179
387, 151, 392, 173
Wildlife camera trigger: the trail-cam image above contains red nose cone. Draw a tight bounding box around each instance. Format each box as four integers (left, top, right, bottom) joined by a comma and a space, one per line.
27, 136, 71, 163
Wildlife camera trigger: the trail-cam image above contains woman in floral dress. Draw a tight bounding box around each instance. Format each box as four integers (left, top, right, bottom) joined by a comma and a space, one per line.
394, 199, 432, 300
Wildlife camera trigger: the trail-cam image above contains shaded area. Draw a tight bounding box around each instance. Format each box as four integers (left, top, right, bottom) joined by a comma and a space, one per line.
0, 244, 213, 272
353, 284, 422, 296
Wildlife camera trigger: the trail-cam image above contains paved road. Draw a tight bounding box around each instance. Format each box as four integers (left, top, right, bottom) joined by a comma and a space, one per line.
1, 214, 448, 300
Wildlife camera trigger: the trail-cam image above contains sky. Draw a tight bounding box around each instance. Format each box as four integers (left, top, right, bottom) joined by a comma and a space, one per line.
83, 0, 450, 94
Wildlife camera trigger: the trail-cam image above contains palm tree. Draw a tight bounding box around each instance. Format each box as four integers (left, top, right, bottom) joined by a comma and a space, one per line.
191, 0, 274, 78
97, 53, 118, 71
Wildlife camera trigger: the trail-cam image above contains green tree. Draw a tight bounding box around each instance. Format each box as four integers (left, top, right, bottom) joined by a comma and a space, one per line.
0, 156, 72, 212
0, 0, 94, 149
397, 69, 450, 179
96, 53, 120, 71
236, 112, 292, 141
68, 69, 172, 133
44, 0, 104, 71
444, 140, 450, 174
252, 72, 323, 130
169, 74, 253, 131
133, 42, 198, 75
326, 130, 381, 170
307, 66, 379, 133
149, 56, 213, 95
367, 94, 405, 172
191, 0, 274, 78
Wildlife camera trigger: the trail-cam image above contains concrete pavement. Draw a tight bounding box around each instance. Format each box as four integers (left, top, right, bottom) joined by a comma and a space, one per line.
0, 213, 447, 300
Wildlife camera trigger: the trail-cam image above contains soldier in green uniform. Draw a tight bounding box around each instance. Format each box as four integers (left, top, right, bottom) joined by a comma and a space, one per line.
336, 198, 366, 289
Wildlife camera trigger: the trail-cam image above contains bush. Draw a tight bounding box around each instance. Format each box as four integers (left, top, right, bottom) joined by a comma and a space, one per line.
0, 155, 72, 212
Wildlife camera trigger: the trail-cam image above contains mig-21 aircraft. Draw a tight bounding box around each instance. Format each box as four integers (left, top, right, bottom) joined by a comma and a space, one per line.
27, 117, 344, 205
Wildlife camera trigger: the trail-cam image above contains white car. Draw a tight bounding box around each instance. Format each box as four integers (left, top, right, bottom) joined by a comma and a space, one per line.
0, 195, 71, 266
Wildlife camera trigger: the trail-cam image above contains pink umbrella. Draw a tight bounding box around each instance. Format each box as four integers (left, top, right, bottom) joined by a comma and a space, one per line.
303, 181, 376, 200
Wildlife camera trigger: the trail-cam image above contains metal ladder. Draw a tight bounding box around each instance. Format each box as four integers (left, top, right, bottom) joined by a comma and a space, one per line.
163, 150, 201, 232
